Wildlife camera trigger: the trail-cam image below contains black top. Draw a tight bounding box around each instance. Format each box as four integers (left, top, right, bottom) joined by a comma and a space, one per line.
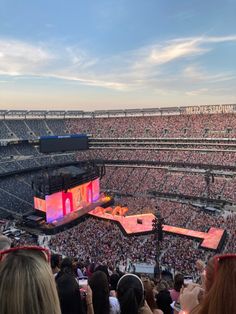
56, 272, 83, 314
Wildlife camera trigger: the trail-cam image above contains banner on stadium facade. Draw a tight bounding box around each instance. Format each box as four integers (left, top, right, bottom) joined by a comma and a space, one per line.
183, 104, 236, 115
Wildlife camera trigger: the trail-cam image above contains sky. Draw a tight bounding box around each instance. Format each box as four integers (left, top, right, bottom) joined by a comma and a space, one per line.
0, 0, 236, 111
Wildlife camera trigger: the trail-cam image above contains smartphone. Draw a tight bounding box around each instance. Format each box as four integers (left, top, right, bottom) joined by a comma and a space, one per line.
172, 301, 182, 312
184, 276, 193, 285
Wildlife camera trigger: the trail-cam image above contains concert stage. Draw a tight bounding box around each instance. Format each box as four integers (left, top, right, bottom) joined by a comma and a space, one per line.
24, 162, 110, 234
89, 207, 226, 251
24, 194, 113, 234
25, 164, 226, 247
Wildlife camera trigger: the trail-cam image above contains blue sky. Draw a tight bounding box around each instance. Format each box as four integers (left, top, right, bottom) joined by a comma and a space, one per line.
0, 0, 236, 110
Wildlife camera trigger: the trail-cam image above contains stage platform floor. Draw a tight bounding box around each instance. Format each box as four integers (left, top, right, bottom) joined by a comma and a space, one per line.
89, 208, 225, 251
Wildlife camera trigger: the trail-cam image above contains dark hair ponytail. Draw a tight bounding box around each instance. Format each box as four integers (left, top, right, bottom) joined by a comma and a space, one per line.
119, 287, 140, 314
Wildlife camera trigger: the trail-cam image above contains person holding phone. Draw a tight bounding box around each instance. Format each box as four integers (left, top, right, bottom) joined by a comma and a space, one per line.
177, 254, 236, 314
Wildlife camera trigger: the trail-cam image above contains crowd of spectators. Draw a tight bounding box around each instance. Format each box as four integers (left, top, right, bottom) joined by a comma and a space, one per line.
0, 112, 235, 314
67, 113, 236, 138
101, 166, 236, 202
83, 149, 236, 167
0, 112, 235, 140
6, 203, 229, 272
48, 204, 235, 278
0, 234, 235, 314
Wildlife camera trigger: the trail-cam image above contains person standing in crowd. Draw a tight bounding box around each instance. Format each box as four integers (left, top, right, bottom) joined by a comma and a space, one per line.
89, 270, 120, 314
109, 273, 120, 297
179, 254, 236, 314
169, 273, 184, 302
56, 257, 85, 314
155, 281, 172, 314
200, 254, 236, 314
117, 273, 153, 314
51, 253, 61, 276
142, 278, 163, 314
0, 246, 61, 314
154, 261, 160, 280
76, 260, 85, 278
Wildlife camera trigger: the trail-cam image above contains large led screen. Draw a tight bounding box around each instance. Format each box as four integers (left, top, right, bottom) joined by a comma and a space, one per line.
34, 178, 100, 223
34, 197, 46, 212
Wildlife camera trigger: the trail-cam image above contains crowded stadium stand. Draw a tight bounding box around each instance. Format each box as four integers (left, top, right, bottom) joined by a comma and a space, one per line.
0, 105, 236, 279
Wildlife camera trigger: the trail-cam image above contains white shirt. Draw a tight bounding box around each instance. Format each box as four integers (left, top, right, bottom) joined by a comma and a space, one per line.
109, 296, 120, 314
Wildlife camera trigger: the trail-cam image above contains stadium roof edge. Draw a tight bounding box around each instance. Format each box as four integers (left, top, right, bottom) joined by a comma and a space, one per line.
27, 110, 48, 114
6, 110, 28, 114
0, 104, 235, 119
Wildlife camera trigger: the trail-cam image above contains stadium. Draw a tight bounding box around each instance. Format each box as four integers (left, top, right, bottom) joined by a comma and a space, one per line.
0, 104, 236, 313
0, 105, 235, 256
1, 0, 236, 310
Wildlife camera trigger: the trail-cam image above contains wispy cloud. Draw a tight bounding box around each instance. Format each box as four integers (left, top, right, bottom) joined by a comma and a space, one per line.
205, 35, 236, 43
149, 39, 206, 64
47, 73, 127, 90
186, 88, 209, 96
0, 39, 53, 76
132, 35, 236, 70
65, 46, 98, 68
183, 65, 236, 83
0, 35, 236, 92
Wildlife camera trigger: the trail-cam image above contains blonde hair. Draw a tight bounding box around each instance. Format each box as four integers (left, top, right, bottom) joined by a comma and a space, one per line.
199, 256, 236, 314
0, 249, 61, 314
0, 235, 11, 251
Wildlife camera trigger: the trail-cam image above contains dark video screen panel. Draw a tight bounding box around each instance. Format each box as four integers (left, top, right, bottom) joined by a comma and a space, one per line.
39, 134, 88, 153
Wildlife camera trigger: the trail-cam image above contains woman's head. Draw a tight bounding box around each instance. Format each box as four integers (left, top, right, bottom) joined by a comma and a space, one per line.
173, 273, 184, 292
203, 256, 215, 292
61, 257, 73, 272
110, 273, 120, 291
94, 264, 110, 280
156, 280, 169, 292
0, 246, 61, 314
56, 269, 83, 314
200, 254, 236, 314
117, 274, 144, 314
51, 254, 61, 273
142, 278, 156, 310
89, 270, 110, 314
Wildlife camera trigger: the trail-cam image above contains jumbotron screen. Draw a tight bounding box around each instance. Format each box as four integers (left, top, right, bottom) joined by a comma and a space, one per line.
34, 178, 100, 223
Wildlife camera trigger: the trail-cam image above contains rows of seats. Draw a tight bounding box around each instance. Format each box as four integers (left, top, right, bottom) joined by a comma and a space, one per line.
0, 141, 77, 174
0, 113, 235, 276
101, 166, 236, 202
1, 112, 236, 140
76, 148, 236, 167
0, 119, 67, 139
67, 113, 236, 138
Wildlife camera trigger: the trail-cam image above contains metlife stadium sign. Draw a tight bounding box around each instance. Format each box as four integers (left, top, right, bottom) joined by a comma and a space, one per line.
183, 104, 235, 115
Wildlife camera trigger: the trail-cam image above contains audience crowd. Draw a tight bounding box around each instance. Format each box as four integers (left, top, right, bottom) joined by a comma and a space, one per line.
0, 226, 235, 314
67, 113, 236, 138
0, 113, 236, 313
102, 167, 236, 202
